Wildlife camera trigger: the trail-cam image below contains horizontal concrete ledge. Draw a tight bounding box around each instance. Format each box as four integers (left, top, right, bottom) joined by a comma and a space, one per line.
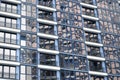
0, 43, 20, 49
89, 71, 108, 76
80, 3, 97, 8
85, 41, 103, 47
87, 56, 105, 61
0, 60, 20, 66
37, 5, 56, 12
0, 79, 14, 80
0, 11, 21, 18
2, 0, 21, 4
38, 48, 59, 54
82, 14, 99, 21
118, 1, 120, 3
83, 28, 101, 33
37, 19, 57, 25
38, 65, 60, 70
0, 27, 20, 33
37, 33, 58, 39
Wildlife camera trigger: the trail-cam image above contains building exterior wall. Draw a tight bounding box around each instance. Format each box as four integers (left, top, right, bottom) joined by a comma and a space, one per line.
0, 0, 120, 80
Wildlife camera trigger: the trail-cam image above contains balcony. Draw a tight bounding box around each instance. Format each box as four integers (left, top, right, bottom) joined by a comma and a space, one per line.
81, 0, 94, 5
89, 60, 103, 72
87, 45, 102, 57
87, 56, 105, 61
37, 10, 57, 25
0, 6, 20, 18
37, 0, 56, 12
89, 71, 108, 76
37, 33, 58, 40
85, 32, 99, 43
82, 7, 96, 17
39, 38, 55, 50
0, 21, 20, 33
38, 23, 55, 35
40, 69, 58, 80
82, 14, 99, 21
85, 41, 103, 47
38, 0, 53, 8
1, 0, 21, 4
38, 65, 60, 70
41, 76, 58, 80
80, 3, 97, 9
83, 28, 101, 33
40, 53, 57, 66
84, 19, 98, 29
38, 10, 54, 21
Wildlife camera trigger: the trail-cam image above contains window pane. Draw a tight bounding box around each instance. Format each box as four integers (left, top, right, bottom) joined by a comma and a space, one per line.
11, 34, 16, 44
0, 48, 3, 59
0, 66, 2, 77
21, 66, 25, 74
10, 67, 15, 78
7, 4, 11, 12
11, 50, 16, 60
0, 32, 4, 37
27, 66, 31, 74
21, 74, 25, 80
4, 66, 9, 78
5, 33, 10, 43
5, 49, 10, 60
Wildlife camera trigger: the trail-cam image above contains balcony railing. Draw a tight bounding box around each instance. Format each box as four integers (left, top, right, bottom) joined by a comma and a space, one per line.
0, 21, 18, 29
82, 11, 95, 17
39, 24, 54, 35
39, 43, 55, 50
89, 61, 103, 72
0, 54, 17, 61
85, 33, 99, 43
0, 37, 17, 45
40, 61, 57, 66
38, 14, 54, 21
84, 19, 97, 29
38, 0, 53, 8
0, 6, 18, 14
81, 0, 94, 5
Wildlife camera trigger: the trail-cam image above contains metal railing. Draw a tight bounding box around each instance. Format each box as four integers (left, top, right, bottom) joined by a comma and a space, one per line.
39, 43, 55, 50
38, 14, 54, 21
40, 59, 57, 66
81, 0, 94, 5
39, 26, 54, 35
82, 11, 95, 17
0, 6, 19, 14
0, 21, 18, 29
38, 1, 53, 8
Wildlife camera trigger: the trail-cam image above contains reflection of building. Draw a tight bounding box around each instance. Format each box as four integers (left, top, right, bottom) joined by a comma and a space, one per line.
0, 0, 120, 80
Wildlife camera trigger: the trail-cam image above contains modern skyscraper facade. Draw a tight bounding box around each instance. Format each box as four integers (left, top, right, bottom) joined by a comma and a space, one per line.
0, 0, 120, 80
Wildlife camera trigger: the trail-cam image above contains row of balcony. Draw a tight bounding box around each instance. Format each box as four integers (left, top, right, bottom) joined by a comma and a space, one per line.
81, 0, 109, 77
